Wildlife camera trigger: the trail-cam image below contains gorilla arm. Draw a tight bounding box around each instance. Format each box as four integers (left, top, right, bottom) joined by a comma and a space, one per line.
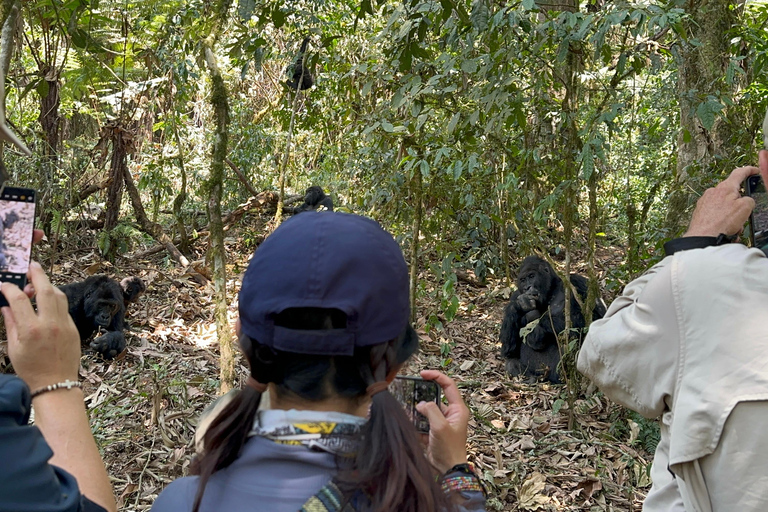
499, 292, 524, 360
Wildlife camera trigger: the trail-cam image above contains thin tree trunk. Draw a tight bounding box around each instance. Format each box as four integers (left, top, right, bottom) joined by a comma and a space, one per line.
172, 118, 190, 255
203, 30, 234, 393
409, 157, 423, 324
274, 74, 305, 224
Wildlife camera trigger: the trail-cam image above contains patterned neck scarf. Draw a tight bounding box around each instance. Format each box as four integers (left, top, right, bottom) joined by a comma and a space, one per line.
250, 409, 366, 456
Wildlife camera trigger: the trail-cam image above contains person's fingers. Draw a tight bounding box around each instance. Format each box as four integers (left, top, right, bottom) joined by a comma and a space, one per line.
1, 281, 36, 326
420, 370, 464, 407
26, 261, 64, 315
723, 165, 759, 189
32, 229, 44, 245
736, 195, 756, 217
416, 400, 448, 429
23, 283, 35, 298
1, 305, 17, 341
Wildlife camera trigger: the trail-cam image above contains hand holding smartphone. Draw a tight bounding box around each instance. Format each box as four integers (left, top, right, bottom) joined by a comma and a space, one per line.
391, 375, 442, 433
0, 187, 36, 307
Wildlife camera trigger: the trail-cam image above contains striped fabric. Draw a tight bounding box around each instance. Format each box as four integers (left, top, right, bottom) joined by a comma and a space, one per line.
300, 481, 368, 512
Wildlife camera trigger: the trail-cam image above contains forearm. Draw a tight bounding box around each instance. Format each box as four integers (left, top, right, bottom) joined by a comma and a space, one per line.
33, 389, 117, 512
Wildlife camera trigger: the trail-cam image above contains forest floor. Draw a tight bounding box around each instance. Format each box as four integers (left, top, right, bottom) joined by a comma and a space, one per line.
1, 209, 653, 512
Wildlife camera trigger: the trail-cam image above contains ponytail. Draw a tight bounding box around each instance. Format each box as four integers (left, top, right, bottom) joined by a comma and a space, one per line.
336, 342, 452, 512
189, 385, 263, 512
345, 390, 450, 512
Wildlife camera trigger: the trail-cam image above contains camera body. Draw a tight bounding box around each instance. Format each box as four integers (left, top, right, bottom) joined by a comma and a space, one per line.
390, 376, 441, 433
746, 175, 768, 250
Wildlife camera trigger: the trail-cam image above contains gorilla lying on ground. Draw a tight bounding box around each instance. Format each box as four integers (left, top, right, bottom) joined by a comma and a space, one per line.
59, 275, 146, 359
500, 256, 605, 383
293, 186, 334, 213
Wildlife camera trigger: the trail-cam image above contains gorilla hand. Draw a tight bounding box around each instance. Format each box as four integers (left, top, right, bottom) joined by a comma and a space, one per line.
523, 309, 542, 324
516, 293, 539, 312
90, 331, 126, 359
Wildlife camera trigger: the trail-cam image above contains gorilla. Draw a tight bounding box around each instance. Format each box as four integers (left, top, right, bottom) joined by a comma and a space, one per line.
285, 36, 313, 91
0, 210, 19, 270
59, 275, 146, 359
293, 186, 334, 214
500, 256, 605, 383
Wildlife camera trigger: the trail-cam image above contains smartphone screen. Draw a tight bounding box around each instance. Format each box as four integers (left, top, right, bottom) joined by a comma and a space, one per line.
391, 376, 441, 433
746, 176, 768, 250
0, 187, 36, 307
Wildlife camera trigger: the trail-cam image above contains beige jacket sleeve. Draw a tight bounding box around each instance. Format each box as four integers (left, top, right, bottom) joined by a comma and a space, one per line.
577, 257, 679, 418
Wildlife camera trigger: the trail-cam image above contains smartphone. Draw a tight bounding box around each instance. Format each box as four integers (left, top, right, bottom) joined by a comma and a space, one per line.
0, 187, 36, 308
746, 175, 768, 250
391, 375, 441, 433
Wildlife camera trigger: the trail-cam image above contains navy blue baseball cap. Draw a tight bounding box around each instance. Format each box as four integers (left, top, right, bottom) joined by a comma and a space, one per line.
238, 212, 411, 356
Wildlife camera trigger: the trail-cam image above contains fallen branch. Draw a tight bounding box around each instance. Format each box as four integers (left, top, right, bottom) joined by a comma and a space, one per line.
225, 158, 259, 198
122, 167, 208, 284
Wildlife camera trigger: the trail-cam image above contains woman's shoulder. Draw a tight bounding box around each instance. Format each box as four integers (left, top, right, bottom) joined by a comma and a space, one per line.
150, 476, 199, 511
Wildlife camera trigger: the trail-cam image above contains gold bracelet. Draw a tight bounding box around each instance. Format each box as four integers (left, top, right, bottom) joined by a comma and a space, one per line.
30, 379, 83, 399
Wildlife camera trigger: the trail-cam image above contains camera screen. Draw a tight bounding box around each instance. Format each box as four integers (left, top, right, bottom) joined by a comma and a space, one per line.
0, 194, 35, 274
748, 176, 768, 250
390, 377, 441, 433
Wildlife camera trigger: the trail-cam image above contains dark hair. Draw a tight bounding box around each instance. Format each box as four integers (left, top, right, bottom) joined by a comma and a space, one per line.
190, 308, 452, 512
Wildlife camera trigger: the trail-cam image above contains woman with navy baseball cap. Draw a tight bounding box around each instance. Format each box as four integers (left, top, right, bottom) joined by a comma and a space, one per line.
152, 212, 486, 512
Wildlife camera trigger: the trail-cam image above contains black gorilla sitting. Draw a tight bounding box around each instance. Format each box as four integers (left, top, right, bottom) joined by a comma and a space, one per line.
59, 275, 146, 359
293, 186, 334, 213
500, 256, 605, 383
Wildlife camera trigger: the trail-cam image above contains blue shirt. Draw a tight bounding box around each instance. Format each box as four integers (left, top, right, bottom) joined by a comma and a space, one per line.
0, 374, 106, 512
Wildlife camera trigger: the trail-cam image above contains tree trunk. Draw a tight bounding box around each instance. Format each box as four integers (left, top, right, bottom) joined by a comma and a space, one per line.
103, 122, 130, 233
666, 0, 736, 235
274, 77, 305, 224
172, 119, 190, 255
39, 66, 61, 160
409, 163, 423, 324
203, 33, 234, 394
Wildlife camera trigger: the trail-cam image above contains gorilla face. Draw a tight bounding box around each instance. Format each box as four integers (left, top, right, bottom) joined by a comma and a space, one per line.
82, 277, 125, 329
516, 256, 554, 310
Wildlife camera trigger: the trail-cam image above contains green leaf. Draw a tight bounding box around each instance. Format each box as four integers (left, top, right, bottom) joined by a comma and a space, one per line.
271, 8, 286, 28
522, 0, 536, 10
238, 0, 256, 21
71, 28, 88, 48
447, 112, 460, 134
36, 79, 50, 99
460, 59, 478, 73
381, 121, 394, 132
696, 100, 721, 131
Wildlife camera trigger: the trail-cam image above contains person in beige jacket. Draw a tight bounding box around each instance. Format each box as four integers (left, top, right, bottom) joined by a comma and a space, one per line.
578, 150, 768, 512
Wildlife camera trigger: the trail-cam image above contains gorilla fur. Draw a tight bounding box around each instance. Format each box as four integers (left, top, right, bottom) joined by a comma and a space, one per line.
500, 256, 605, 383
59, 275, 145, 359
293, 186, 334, 213
285, 37, 314, 91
